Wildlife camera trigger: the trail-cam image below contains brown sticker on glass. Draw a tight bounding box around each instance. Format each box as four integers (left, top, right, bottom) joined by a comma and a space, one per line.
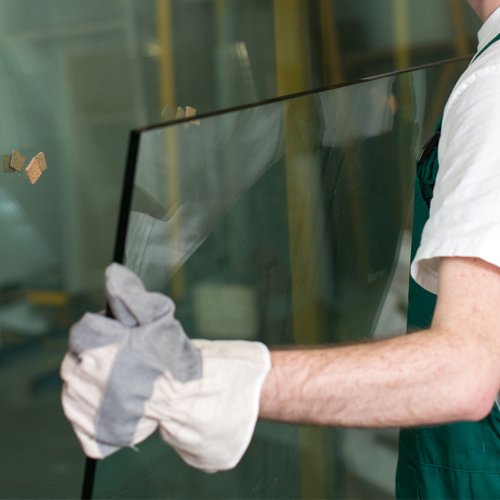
10, 151, 25, 173
26, 157, 42, 184
3, 155, 14, 173
33, 152, 47, 172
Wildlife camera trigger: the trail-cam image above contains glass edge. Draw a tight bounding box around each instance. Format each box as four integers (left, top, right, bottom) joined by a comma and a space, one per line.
85, 132, 142, 498
112, 130, 142, 265
136, 54, 473, 134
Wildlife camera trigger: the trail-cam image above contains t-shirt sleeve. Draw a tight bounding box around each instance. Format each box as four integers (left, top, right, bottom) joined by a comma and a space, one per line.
411, 68, 500, 294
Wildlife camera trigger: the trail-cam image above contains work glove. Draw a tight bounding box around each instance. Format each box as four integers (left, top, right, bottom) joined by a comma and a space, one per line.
61, 263, 271, 472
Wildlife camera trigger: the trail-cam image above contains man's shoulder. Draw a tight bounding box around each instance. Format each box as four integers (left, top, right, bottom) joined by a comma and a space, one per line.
444, 40, 500, 115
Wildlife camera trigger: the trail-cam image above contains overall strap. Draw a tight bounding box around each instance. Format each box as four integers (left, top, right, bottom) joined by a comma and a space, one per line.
416, 33, 500, 169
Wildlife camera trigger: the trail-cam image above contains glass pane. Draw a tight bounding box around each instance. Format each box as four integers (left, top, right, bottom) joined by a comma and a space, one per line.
92, 58, 466, 499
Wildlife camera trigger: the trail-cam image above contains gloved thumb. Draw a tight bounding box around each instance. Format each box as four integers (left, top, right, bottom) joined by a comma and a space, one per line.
105, 263, 175, 326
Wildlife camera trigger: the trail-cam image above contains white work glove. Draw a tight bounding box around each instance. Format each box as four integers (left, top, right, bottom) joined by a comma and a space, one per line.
61, 263, 271, 472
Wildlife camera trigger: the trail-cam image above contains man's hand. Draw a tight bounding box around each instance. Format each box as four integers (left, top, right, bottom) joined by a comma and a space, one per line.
61, 264, 271, 472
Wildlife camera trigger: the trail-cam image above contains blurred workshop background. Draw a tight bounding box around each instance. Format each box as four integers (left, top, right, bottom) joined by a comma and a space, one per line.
0, 0, 481, 498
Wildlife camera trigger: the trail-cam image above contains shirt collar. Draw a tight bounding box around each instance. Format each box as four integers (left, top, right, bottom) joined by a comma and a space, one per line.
478, 6, 500, 50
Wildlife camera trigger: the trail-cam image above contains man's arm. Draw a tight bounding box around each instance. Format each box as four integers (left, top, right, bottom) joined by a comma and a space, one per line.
260, 256, 500, 427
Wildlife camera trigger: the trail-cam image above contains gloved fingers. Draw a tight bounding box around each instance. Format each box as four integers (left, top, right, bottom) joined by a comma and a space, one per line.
64, 396, 156, 459
130, 417, 158, 446
61, 347, 120, 458
69, 312, 126, 357
105, 263, 175, 326
70, 421, 118, 460
61, 343, 121, 419
61, 347, 160, 458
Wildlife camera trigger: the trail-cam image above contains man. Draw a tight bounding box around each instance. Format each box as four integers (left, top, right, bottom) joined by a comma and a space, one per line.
61, 1, 500, 498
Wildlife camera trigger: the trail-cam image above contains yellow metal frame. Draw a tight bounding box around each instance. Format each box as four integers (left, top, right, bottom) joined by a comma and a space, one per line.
392, 0, 411, 70
156, 0, 176, 108
449, 0, 470, 57
274, 1, 328, 498
319, 0, 343, 85
156, 0, 185, 299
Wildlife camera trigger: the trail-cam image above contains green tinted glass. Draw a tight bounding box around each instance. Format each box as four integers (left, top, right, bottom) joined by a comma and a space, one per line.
91, 58, 466, 499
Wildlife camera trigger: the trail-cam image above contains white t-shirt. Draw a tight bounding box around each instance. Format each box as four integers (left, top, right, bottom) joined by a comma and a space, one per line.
411, 7, 500, 294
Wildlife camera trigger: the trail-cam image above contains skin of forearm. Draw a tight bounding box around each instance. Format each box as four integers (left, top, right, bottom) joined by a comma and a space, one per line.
260, 258, 500, 428
259, 327, 497, 428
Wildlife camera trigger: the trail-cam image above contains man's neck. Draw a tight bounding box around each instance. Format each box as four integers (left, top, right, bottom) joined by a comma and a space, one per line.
468, 1, 500, 22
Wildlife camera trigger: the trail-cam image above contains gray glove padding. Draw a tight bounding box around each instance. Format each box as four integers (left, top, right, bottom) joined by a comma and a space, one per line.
61, 263, 271, 472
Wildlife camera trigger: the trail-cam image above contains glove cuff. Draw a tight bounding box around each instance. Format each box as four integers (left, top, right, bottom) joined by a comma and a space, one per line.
157, 339, 271, 472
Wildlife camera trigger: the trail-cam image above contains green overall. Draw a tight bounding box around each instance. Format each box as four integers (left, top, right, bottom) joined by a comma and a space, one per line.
396, 33, 500, 500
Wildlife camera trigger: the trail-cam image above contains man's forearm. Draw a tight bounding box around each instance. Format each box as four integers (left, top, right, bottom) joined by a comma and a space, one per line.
259, 328, 496, 428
